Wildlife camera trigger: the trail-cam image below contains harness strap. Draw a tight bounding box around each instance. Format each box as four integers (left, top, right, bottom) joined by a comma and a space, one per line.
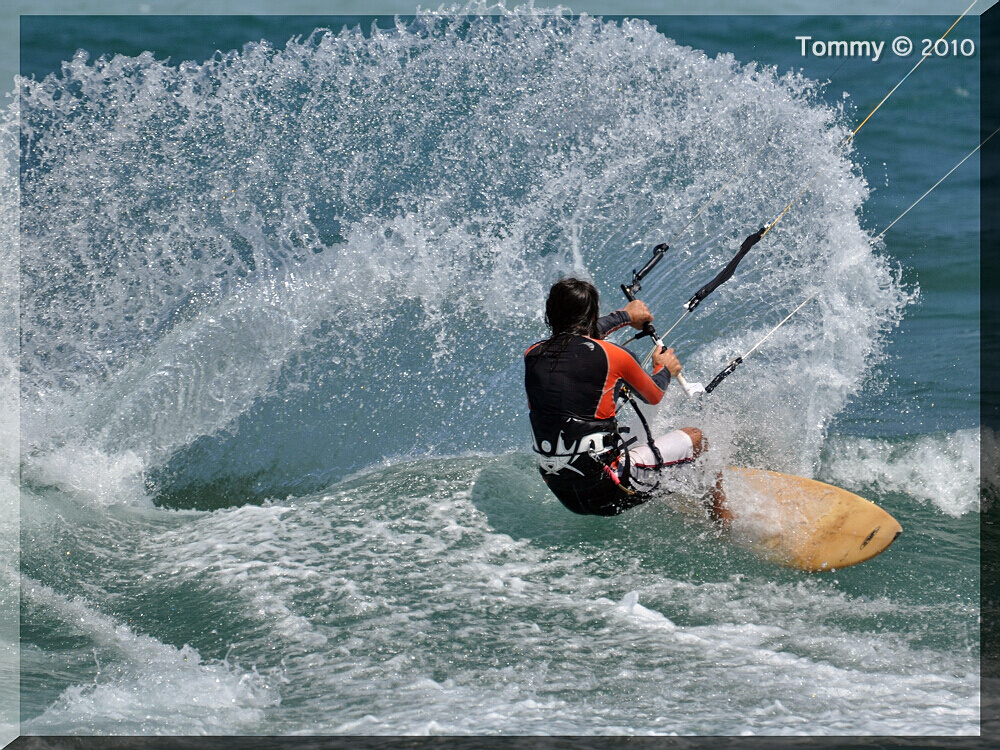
532, 419, 639, 493
623, 389, 663, 492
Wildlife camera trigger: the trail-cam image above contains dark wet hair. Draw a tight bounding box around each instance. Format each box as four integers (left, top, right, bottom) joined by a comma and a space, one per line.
545, 277, 599, 339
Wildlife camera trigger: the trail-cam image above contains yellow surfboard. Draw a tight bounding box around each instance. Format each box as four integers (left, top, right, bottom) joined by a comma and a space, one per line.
718, 467, 902, 572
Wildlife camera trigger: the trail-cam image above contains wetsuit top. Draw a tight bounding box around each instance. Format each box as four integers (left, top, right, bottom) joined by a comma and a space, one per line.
524, 310, 670, 425
523, 310, 672, 516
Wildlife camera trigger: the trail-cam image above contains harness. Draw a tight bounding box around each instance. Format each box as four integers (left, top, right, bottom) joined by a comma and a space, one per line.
531, 414, 627, 474
529, 408, 661, 515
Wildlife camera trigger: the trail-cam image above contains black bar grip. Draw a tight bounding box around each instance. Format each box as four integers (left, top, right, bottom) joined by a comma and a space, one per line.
704, 356, 743, 394
634, 243, 668, 281
622, 244, 669, 303
684, 227, 766, 312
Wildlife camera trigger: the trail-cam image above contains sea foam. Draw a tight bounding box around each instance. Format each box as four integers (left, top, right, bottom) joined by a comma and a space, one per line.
819, 429, 980, 517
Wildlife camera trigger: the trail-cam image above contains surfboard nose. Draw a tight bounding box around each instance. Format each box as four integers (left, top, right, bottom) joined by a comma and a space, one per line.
879, 523, 903, 555
723, 467, 904, 570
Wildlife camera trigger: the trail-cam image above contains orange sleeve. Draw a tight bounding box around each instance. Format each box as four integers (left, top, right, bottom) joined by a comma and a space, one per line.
594, 340, 664, 419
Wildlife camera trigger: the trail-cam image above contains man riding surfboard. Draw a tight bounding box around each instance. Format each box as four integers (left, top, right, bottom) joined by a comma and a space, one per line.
524, 277, 727, 520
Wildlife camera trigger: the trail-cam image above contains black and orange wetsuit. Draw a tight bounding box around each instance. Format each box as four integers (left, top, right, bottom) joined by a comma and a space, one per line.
524, 311, 671, 516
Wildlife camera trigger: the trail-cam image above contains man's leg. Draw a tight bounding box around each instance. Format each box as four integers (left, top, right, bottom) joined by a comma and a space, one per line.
678, 428, 730, 524
629, 427, 731, 524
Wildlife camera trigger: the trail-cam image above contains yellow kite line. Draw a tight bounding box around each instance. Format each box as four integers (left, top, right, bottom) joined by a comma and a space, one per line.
711, 124, 996, 389
761, 0, 978, 241
652, 0, 978, 349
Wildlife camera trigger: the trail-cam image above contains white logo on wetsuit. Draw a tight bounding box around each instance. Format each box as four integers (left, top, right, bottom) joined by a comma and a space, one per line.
532, 431, 614, 477
532, 432, 586, 476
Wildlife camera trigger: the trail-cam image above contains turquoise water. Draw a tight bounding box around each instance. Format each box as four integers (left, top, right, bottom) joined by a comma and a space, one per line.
5, 8, 981, 736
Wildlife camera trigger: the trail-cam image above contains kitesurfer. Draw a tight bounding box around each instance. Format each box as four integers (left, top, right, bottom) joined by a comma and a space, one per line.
525, 277, 728, 520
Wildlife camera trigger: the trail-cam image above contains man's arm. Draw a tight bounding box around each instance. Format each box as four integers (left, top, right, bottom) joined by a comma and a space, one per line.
596, 309, 632, 338
596, 300, 654, 338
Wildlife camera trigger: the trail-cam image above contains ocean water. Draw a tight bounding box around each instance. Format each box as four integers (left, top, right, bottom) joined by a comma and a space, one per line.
5, 6, 982, 737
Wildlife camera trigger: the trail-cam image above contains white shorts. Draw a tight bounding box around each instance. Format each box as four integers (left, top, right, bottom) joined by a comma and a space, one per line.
627, 429, 696, 494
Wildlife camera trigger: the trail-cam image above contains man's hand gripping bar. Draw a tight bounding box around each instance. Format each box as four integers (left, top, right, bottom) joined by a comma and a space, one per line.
621, 244, 706, 399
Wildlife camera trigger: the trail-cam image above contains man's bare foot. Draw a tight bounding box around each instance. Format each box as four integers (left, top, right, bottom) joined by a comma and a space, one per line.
709, 473, 731, 526
680, 428, 730, 525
